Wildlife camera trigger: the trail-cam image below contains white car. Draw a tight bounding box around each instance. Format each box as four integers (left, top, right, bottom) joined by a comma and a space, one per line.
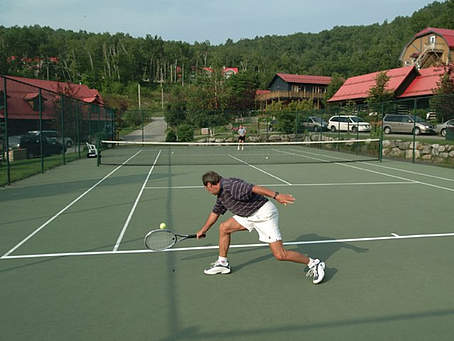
328, 115, 371, 133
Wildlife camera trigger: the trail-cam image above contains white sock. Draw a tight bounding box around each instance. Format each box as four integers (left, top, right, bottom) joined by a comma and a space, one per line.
217, 256, 228, 265
308, 258, 318, 268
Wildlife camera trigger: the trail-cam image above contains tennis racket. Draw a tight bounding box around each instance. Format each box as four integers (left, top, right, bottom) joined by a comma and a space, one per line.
144, 229, 205, 251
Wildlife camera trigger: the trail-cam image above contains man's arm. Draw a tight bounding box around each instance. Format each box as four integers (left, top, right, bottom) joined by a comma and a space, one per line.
197, 212, 220, 238
252, 185, 295, 205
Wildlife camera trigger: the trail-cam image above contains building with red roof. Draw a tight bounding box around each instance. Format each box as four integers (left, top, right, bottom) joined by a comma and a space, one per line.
1, 75, 106, 134
328, 65, 453, 105
256, 73, 332, 108
400, 27, 454, 69
329, 27, 454, 106
328, 66, 417, 102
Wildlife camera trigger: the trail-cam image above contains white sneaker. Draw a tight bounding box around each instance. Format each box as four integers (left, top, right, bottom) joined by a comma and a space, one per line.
306, 259, 325, 284
204, 261, 231, 275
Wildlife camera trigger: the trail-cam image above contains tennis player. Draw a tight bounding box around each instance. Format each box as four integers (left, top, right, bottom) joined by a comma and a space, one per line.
196, 171, 326, 284
237, 125, 246, 150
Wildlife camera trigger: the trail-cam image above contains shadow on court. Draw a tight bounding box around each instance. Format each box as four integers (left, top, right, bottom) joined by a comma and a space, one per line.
181, 233, 369, 283
155, 308, 454, 341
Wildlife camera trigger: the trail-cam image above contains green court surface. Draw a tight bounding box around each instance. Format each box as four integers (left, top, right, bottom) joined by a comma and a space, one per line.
1, 146, 454, 341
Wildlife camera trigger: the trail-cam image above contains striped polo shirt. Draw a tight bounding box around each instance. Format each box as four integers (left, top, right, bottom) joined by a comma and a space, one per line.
212, 178, 267, 217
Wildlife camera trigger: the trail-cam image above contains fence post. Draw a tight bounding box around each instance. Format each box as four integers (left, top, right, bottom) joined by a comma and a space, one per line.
3, 77, 11, 184
412, 99, 417, 163
76, 101, 81, 158
39, 89, 44, 173
60, 95, 66, 165
379, 103, 384, 162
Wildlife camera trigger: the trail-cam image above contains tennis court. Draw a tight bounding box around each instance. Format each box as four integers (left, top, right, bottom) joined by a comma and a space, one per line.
1, 140, 454, 340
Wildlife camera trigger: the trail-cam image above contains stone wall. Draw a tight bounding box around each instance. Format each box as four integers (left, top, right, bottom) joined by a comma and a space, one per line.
382, 140, 454, 163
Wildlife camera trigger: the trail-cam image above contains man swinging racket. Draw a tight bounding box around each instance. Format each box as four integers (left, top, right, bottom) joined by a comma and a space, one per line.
196, 171, 326, 284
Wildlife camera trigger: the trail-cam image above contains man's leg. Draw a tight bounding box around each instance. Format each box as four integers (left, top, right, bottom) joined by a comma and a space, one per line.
204, 217, 247, 275
269, 241, 325, 284
268, 240, 310, 264
219, 217, 247, 257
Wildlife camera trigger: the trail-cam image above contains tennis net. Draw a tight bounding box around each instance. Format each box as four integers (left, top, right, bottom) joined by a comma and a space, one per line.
98, 139, 381, 166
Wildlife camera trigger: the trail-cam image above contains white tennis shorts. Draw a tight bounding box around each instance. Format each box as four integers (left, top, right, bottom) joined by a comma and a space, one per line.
233, 201, 282, 243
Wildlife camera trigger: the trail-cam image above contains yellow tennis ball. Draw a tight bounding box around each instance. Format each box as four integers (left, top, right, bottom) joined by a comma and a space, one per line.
159, 223, 167, 229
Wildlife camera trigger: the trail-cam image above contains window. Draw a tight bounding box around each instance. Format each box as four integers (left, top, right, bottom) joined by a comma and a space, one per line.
429, 35, 436, 45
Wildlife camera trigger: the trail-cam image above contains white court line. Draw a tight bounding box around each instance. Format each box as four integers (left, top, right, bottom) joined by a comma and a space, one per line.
3, 231, 454, 260
1, 150, 144, 259
228, 154, 292, 185
364, 162, 454, 182
113, 150, 162, 251
279, 148, 454, 192
144, 181, 417, 190
391, 233, 400, 237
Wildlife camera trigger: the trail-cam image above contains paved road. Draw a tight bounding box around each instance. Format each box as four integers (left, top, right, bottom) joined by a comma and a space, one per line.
124, 117, 167, 142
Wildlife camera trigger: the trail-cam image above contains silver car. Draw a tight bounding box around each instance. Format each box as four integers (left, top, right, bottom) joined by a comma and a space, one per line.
302, 116, 328, 131
383, 114, 435, 135
434, 119, 454, 137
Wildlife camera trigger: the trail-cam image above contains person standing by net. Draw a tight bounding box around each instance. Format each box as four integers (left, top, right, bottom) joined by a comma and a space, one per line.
196, 171, 326, 284
237, 125, 246, 150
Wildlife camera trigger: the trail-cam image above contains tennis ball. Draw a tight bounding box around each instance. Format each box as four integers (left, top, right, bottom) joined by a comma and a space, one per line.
160, 222, 167, 229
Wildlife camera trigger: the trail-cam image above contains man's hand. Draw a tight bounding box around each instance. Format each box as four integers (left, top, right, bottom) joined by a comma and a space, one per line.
275, 193, 295, 206
196, 230, 207, 239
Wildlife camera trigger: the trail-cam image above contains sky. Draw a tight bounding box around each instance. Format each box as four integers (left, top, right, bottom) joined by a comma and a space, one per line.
0, 0, 438, 45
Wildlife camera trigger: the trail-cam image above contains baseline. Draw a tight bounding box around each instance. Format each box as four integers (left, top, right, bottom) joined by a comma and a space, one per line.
2, 231, 454, 260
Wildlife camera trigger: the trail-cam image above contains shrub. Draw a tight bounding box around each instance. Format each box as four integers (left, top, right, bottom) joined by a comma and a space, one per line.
177, 124, 194, 142
166, 130, 177, 142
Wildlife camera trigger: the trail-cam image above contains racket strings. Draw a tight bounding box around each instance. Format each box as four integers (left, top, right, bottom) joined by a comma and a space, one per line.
146, 231, 176, 250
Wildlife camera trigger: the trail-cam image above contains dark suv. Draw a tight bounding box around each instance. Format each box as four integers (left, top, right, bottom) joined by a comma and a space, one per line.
19, 134, 65, 158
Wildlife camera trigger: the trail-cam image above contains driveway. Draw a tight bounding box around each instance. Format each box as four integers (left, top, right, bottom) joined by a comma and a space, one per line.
124, 117, 167, 142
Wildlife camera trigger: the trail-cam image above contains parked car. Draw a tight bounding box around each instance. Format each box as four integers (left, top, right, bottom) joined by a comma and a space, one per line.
302, 116, 328, 131
382, 114, 435, 135
7, 135, 23, 150
27, 130, 74, 148
327, 115, 371, 132
19, 134, 65, 158
434, 119, 454, 137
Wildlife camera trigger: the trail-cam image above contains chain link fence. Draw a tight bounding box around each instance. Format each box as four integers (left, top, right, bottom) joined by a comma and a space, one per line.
1, 76, 115, 185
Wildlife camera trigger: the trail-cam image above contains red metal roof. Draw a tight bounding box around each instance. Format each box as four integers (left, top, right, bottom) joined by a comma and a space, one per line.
276, 73, 332, 85
413, 27, 454, 49
328, 66, 415, 102
398, 66, 454, 98
5, 76, 103, 105
1, 75, 105, 120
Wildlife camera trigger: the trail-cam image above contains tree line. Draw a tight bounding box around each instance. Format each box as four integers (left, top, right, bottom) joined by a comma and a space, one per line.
1, 1, 453, 92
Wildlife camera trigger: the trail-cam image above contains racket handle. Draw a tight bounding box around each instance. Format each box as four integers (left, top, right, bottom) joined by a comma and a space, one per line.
188, 233, 206, 239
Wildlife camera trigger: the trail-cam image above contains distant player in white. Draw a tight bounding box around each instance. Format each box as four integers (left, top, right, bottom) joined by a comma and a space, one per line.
237, 125, 246, 150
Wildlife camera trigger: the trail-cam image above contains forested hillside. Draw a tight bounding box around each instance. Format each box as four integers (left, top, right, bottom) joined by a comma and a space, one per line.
1, 0, 453, 107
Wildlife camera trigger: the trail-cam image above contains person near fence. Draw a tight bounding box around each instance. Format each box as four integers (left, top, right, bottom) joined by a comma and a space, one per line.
237, 125, 246, 150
